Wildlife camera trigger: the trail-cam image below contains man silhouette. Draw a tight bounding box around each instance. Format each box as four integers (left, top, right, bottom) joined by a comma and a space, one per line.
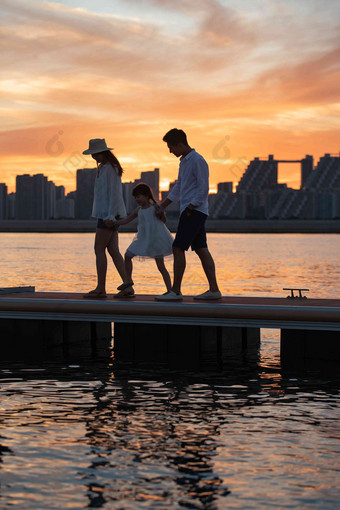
156, 128, 221, 301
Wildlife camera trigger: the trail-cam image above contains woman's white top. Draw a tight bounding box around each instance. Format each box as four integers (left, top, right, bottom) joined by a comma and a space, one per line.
127, 205, 174, 259
92, 162, 127, 221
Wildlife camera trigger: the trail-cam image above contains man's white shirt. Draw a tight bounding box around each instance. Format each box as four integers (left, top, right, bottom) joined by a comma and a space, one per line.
167, 149, 209, 215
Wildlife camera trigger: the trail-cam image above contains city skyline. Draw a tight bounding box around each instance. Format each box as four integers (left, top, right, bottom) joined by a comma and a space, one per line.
1, 152, 340, 221
1, 148, 338, 197
0, 0, 339, 193
0, 151, 333, 198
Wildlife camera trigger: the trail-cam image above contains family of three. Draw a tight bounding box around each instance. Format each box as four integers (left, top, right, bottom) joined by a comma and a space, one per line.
82, 129, 221, 301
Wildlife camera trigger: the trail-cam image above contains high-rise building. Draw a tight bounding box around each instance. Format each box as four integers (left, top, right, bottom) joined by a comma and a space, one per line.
47, 180, 56, 219
0, 183, 8, 219
56, 185, 65, 201
304, 154, 340, 190
122, 181, 138, 214
300, 155, 313, 189
16, 174, 34, 219
67, 191, 76, 201
218, 182, 233, 193
32, 174, 48, 219
75, 168, 96, 219
55, 197, 75, 219
7, 193, 15, 219
236, 155, 278, 193
15, 173, 59, 219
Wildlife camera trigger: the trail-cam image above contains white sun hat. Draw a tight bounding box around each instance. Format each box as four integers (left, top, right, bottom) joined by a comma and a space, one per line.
83, 138, 113, 155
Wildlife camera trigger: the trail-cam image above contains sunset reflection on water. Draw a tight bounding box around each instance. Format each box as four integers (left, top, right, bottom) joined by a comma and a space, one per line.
0, 359, 339, 509
0, 233, 339, 298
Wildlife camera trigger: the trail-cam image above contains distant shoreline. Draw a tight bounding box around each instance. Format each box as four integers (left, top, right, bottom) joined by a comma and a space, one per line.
1, 219, 340, 233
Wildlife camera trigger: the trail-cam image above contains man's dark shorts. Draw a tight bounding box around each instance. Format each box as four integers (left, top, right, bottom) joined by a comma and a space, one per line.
173, 208, 208, 251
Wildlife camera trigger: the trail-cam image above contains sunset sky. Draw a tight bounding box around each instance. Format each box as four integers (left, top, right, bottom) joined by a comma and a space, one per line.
1, 0, 339, 193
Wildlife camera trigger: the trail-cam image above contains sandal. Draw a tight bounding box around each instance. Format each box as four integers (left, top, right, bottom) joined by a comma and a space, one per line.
114, 288, 135, 299
117, 281, 134, 291
83, 290, 107, 299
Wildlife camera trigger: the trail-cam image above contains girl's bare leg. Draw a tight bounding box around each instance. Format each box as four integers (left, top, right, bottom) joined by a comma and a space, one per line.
124, 254, 134, 285
107, 230, 126, 283
155, 257, 172, 292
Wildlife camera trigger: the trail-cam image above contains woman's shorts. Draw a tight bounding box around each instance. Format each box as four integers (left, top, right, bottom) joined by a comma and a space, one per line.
97, 218, 119, 231
173, 208, 208, 251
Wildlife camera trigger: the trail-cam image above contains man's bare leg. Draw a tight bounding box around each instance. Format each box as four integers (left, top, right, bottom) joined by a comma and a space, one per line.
172, 246, 186, 293
155, 257, 172, 292
195, 247, 220, 292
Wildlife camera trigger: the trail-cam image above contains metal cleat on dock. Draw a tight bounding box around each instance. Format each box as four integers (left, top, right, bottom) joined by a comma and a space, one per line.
283, 288, 309, 299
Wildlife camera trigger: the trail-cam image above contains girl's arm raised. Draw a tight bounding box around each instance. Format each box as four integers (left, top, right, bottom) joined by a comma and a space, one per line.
113, 208, 139, 226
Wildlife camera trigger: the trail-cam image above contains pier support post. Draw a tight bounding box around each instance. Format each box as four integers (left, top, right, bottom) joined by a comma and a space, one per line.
114, 322, 260, 369
0, 319, 112, 361
281, 328, 340, 367
0, 319, 64, 360
114, 323, 200, 369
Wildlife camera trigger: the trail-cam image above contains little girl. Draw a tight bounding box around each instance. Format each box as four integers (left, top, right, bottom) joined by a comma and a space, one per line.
114, 183, 173, 297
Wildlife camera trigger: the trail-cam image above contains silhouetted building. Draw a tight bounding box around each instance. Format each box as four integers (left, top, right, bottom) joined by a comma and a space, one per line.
75, 168, 96, 219
304, 154, 340, 191
32, 174, 47, 219
209, 154, 340, 220
7, 193, 15, 219
0, 183, 8, 220
300, 155, 313, 189
56, 185, 65, 201
56, 197, 75, 219
47, 180, 56, 219
4, 153, 340, 222
236, 155, 278, 193
218, 182, 233, 193
15, 173, 58, 220
0, 183, 7, 219
122, 181, 139, 214
16, 174, 34, 219
67, 191, 76, 201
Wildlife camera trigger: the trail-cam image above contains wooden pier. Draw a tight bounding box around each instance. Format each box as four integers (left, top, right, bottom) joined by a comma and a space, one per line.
0, 291, 339, 368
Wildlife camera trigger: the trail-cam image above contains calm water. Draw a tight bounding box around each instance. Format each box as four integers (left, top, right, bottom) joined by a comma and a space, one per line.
0, 233, 339, 509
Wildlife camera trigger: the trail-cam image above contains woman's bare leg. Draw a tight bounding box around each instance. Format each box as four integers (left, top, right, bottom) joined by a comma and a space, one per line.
93, 228, 113, 293
155, 257, 172, 292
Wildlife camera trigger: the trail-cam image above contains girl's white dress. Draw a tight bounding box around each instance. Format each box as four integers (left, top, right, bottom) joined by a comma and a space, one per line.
127, 205, 174, 259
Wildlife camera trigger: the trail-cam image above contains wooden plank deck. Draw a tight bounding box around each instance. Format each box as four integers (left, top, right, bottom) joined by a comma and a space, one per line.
0, 292, 340, 331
